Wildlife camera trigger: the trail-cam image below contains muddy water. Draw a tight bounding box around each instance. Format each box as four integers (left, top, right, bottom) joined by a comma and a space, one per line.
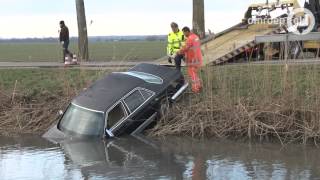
0, 136, 319, 180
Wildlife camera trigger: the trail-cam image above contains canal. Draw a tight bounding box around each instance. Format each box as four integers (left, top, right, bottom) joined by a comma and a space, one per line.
0, 136, 319, 179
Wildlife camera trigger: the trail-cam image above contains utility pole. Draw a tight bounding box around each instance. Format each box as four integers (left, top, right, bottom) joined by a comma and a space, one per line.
75, 0, 89, 61
193, 0, 205, 39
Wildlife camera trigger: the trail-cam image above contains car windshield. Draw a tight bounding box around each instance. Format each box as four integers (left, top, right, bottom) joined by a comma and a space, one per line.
59, 104, 104, 136
119, 71, 163, 84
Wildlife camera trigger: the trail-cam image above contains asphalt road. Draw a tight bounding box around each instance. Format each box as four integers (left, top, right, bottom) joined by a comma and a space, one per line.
1, 58, 320, 69
0, 61, 156, 69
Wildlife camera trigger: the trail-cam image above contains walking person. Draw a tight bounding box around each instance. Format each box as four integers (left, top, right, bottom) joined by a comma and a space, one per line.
167, 22, 185, 71
59, 20, 72, 62
178, 27, 203, 93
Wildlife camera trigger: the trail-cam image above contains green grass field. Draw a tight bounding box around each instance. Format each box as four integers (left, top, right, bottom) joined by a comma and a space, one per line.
202, 64, 320, 101
0, 69, 111, 97
0, 41, 166, 62
1, 64, 319, 100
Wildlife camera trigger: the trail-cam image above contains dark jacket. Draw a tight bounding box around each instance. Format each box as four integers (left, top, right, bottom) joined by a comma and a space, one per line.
305, 0, 320, 24
60, 26, 69, 42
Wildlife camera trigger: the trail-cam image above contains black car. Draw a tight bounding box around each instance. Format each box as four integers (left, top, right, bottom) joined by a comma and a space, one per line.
43, 63, 188, 140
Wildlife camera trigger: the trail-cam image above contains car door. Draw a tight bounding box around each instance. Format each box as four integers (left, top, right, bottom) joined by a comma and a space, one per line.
105, 88, 155, 137
122, 88, 156, 133
105, 101, 128, 137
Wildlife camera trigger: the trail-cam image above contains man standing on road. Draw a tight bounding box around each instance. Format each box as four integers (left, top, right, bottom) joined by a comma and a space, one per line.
167, 22, 185, 71
178, 27, 203, 93
59, 21, 72, 62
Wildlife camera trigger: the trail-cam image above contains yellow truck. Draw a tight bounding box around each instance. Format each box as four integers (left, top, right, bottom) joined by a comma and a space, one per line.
249, 0, 300, 10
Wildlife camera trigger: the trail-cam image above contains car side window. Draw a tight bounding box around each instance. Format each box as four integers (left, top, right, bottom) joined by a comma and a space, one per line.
124, 90, 145, 112
140, 89, 153, 100
107, 103, 126, 128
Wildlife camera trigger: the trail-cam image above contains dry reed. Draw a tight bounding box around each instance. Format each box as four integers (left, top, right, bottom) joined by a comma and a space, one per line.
0, 68, 100, 136
0, 90, 72, 136
149, 64, 320, 145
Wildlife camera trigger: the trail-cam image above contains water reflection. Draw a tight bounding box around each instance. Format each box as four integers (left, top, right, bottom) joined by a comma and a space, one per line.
161, 138, 320, 180
0, 136, 320, 179
0, 136, 66, 180
61, 136, 184, 179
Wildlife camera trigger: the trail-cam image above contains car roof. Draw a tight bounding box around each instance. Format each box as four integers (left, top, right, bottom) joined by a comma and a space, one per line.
72, 63, 180, 112
72, 72, 145, 112
129, 63, 179, 82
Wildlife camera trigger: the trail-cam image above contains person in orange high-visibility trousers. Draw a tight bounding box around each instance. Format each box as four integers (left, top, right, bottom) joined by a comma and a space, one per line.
178, 27, 203, 93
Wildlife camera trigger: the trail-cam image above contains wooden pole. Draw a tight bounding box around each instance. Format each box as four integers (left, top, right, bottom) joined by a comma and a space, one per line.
75, 0, 89, 61
193, 0, 205, 39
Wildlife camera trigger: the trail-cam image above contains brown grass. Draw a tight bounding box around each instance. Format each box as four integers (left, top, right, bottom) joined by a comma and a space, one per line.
0, 90, 71, 136
149, 64, 320, 145
1, 63, 320, 145
0, 68, 110, 136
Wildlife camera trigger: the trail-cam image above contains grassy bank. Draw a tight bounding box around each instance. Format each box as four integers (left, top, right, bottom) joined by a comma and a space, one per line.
1, 64, 320, 144
0, 41, 166, 62
0, 68, 113, 136
149, 64, 320, 145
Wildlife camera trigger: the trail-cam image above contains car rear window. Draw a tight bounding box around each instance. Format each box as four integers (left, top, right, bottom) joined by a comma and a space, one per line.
124, 90, 145, 112
140, 89, 153, 99
118, 71, 163, 84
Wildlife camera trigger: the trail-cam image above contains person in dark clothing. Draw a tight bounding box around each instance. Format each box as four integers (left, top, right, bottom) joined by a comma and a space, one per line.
243, 7, 253, 24
59, 20, 72, 62
304, 0, 320, 31
313, 0, 320, 29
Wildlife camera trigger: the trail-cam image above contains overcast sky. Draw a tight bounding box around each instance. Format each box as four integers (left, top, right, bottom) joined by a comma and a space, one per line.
0, 0, 305, 38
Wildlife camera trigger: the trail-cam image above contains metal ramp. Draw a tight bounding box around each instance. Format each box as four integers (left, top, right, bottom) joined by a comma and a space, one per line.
204, 23, 283, 65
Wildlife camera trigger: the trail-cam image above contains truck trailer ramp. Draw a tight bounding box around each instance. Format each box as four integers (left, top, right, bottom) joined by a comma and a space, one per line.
158, 23, 282, 66
204, 23, 283, 65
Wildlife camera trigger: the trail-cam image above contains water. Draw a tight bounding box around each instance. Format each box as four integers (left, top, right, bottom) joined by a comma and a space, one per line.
0, 135, 319, 180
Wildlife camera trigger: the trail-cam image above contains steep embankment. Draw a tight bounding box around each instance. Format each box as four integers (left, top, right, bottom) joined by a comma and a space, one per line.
1, 65, 320, 145
0, 68, 111, 136
149, 64, 320, 145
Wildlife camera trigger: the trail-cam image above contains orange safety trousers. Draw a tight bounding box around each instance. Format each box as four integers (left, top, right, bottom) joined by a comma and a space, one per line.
187, 65, 201, 93
180, 33, 203, 93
